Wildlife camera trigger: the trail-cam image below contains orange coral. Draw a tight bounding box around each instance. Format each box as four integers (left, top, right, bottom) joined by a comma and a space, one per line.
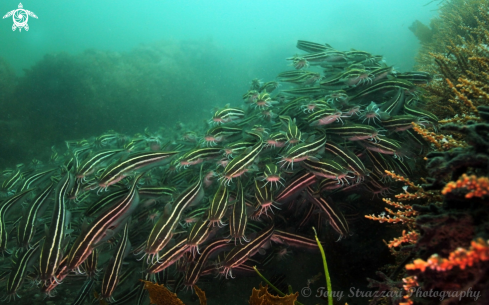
388, 230, 419, 248
194, 285, 207, 305
365, 198, 418, 225
442, 174, 489, 198
405, 238, 489, 272
412, 122, 466, 151
439, 115, 480, 124
446, 78, 479, 114
399, 276, 418, 305
386, 170, 442, 202
384, 170, 420, 190
141, 280, 185, 305
249, 283, 298, 305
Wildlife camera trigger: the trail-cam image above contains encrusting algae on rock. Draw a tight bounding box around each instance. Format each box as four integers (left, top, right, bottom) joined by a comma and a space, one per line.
141, 280, 186, 305
249, 284, 298, 305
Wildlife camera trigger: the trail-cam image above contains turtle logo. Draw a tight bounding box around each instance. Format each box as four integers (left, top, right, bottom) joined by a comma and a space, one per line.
3, 3, 38, 32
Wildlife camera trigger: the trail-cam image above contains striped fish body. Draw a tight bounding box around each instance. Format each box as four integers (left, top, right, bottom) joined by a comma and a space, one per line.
229, 180, 248, 244
40, 255, 72, 297
302, 157, 349, 181
145, 176, 203, 256
39, 172, 74, 281
147, 238, 189, 274
272, 230, 320, 249
307, 107, 343, 126
395, 71, 432, 84
275, 171, 316, 203
101, 223, 131, 301
82, 248, 99, 278
279, 130, 326, 168
252, 180, 279, 219
211, 107, 245, 124
139, 186, 176, 199
98, 151, 178, 189
379, 87, 405, 115
20, 168, 56, 191
222, 225, 274, 278
17, 182, 55, 249
0, 189, 35, 253
184, 239, 231, 287
325, 123, 379, 141
67, 175, 141, 271
296, 40, 333, 53
381, 115, 418, 132
306, 186, 349, 240
360, 136, 402, 156
76, 149, 123, 180
348, 79, 415, 101
221, 135, 263, 184
188, 219, 212, 255
1, 169, 23, 192
207, 184, 229, 227
324, 142, 367, 179
6, 239, 42, 300
177, 147, 222, 168
84, 189, 127, 217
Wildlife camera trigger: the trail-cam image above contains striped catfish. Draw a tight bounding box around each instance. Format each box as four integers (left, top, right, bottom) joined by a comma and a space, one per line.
17, 182, 55, 249
67, 174, 142, 271
220, 132, 263, 185
1, 169, 23, 193
221, 225, 274, 279
0, 189, 35, 253
176, 147, 222, 169
41, 253, 70, 296
81, 248, 99, 278
39, 172, 74, 282
252, 179, 279, 218
187, 218, 213, 256
184, 239, 231, 288
277, 129, 326, 169
229, 179, 248, 244
275, 170, 316, 203
98, 151, 178, 190
302, 156, 351, 183
272, 230, 320, 249
306, 186, 349, 240
146, 238, 189, 274
75, 149, 123, 180
5, 238, 43, 301
100, 222, 131, 301
20, 168, 56, 191
84, 188, 127, 217
207, 184, 229, 227
296, 40, 333, 53
324, 142, 368, 181
145, 173, 203, 261
210, 107, 245, 125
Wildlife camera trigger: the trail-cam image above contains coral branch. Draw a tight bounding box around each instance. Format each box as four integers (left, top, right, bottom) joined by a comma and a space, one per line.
412, 122, 466, 151
388, 230, 419, 248
405, 238, 489, 272
384, 170, 420, 191
442, 174, 489, 198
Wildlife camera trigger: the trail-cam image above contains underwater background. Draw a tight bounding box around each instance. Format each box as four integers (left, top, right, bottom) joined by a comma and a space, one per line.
0, 0, 488, 304
0, 0, 434, 167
